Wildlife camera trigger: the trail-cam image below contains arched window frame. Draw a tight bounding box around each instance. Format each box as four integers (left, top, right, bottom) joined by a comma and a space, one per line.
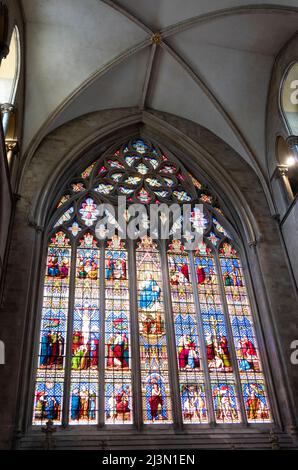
29, 137, 276, 430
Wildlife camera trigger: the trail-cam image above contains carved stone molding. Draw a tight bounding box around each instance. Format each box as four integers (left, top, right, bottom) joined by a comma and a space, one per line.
27, 219, 44, 233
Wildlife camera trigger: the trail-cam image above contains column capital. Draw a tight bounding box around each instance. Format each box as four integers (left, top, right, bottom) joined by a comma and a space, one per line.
276, 164, 288, 177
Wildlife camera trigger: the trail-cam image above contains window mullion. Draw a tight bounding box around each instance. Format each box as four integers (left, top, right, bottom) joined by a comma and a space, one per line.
188, 250, 216, 425
213, 252, 248, 425
62, 239, 77, 427
159, 240, 183, 430
128, 238, 143, 430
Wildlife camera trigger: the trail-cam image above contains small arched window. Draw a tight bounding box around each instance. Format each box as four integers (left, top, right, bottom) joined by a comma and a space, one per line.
280, 62, 298, 136
32, 138, 272, 427
0, 26, 20, 104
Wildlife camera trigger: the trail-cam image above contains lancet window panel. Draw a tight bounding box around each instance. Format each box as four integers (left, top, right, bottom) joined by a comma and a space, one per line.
136, 238, 172, 424
33, 231, 71, 425
31, 137, 273, 428
69, 233, 100, 425
194, 242, 241, 423
167, 240, 208, 424
104, 237, 132, 424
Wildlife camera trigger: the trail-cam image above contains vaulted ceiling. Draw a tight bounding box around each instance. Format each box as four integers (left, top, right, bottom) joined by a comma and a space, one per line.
20, 0, 298, 179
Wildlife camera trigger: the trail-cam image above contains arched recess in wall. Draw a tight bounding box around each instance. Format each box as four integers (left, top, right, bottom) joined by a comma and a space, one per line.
0, 25, 20, 104
28, 134, 275, 429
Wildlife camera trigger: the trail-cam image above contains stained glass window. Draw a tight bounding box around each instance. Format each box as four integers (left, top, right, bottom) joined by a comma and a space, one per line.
32, 137, 272, 428
33, 231, 71, 425
105, 236, 132, 423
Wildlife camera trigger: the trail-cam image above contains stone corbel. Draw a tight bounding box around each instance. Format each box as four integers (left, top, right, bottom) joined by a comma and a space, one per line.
5, 140, 18, 171
276, 164, 288, 178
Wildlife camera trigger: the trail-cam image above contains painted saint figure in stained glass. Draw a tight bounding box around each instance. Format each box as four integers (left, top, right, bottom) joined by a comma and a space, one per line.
33, 231, 71, 425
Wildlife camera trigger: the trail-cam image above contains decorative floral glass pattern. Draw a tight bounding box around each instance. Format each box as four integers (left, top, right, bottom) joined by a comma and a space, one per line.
89, 138, 198, 205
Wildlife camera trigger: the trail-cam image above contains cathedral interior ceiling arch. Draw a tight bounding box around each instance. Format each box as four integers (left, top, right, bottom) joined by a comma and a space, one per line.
20, 0, 298, 187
